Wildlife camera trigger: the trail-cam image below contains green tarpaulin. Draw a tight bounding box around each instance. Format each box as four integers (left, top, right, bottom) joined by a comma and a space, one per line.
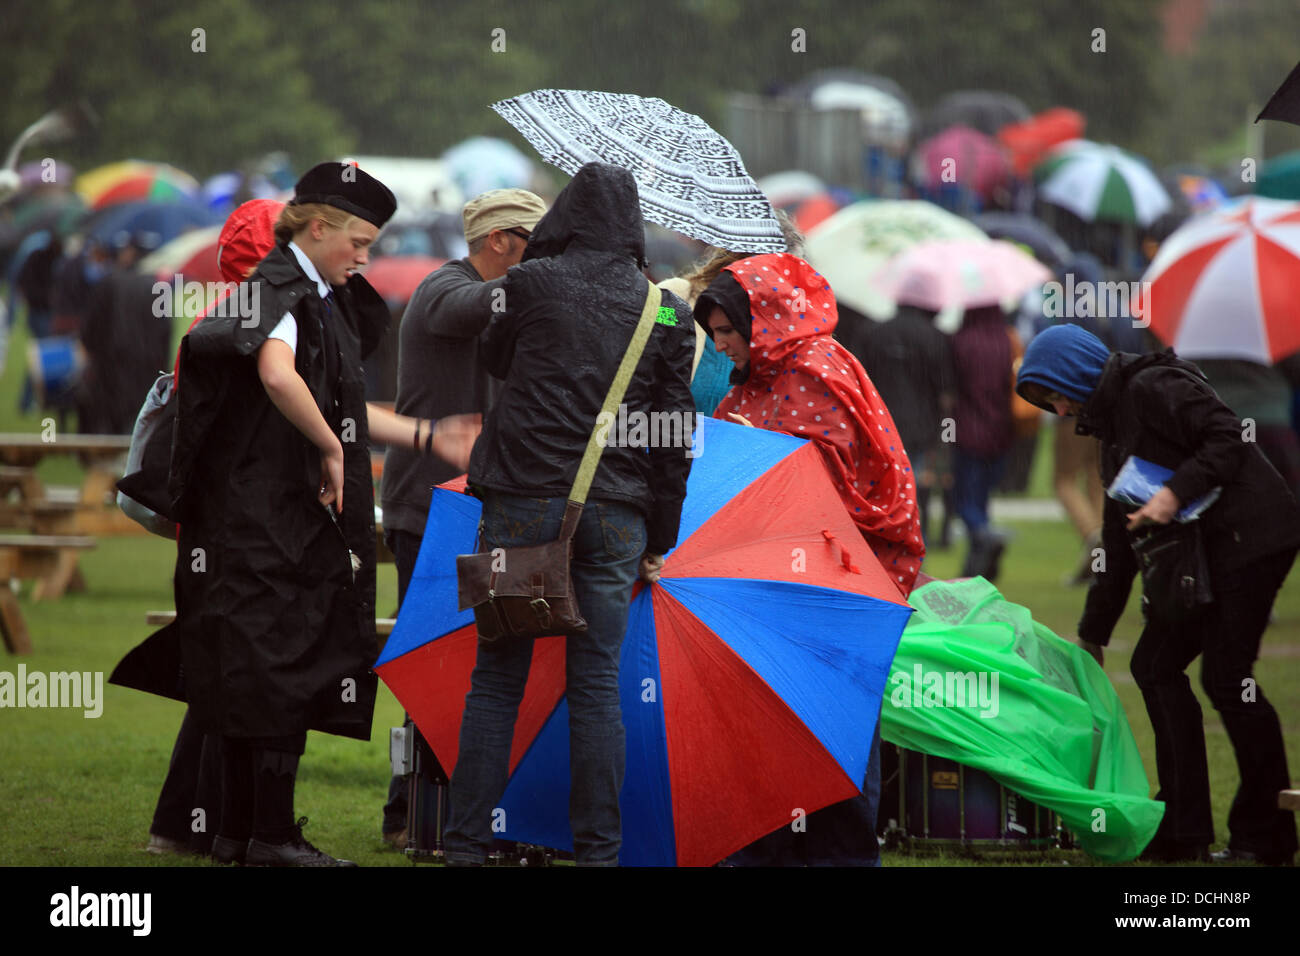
881, 577, 1163, 862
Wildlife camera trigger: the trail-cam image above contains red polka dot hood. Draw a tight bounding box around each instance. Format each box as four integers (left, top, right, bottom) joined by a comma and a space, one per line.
712, 253, 924, 595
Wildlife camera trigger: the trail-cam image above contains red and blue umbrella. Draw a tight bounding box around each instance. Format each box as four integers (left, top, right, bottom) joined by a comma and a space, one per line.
376, 417, 912, 866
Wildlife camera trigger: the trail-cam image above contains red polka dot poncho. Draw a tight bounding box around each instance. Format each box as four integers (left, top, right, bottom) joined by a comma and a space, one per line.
712, 253, 924, 596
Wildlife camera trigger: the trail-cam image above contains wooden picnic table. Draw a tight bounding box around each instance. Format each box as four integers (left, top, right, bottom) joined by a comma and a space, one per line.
0, 434, 133, 641
0, 432, 138, 537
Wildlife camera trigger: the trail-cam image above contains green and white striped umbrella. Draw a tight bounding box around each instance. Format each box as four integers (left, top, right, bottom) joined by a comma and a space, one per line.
1033, 140, 1171, 226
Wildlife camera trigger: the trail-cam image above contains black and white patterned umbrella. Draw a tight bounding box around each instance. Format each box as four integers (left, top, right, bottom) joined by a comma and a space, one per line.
491, 89, 785, 254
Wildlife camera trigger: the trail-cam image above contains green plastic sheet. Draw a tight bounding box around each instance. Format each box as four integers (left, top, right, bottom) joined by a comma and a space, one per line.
880, 577, 1163, 862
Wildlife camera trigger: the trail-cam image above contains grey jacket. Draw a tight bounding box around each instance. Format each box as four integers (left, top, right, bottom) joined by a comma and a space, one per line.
380, 258, 505, 535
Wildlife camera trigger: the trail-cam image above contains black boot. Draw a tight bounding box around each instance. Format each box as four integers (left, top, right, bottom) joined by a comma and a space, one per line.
962, 530, 1006, 582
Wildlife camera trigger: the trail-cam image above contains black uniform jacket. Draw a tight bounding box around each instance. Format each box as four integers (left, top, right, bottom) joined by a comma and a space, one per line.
111, 242, 388, 740
1076, 350, 1300, 646
467, 162, 696, 555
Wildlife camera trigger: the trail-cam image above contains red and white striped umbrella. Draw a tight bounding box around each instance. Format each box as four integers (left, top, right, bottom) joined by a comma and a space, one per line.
1137, 197, 1300, 364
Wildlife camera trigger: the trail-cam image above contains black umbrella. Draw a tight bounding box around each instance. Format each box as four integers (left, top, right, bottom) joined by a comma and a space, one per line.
971, 212, 1071, 269
921, 90, 1031, 139
1257, 59, 1300, 126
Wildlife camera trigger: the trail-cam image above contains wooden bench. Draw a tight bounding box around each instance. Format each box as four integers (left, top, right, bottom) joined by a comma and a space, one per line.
0, 432, 144, 537
0, 465, 44, 500
1282, 790, 1300, 812
146, 610, 396, 640
0, 534, 97, 653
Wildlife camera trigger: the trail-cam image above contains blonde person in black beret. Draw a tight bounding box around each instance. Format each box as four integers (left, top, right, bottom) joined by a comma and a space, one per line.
122, 162, 479, 867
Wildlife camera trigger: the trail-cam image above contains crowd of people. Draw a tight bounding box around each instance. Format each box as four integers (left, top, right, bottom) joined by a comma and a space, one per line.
5, 149, 1294, 866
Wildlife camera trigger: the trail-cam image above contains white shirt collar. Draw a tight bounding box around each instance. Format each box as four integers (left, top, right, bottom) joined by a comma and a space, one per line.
287, 241, 332, 299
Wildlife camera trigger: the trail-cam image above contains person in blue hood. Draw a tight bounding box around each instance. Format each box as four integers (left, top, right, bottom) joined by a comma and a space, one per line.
1018, 324, 1300, 865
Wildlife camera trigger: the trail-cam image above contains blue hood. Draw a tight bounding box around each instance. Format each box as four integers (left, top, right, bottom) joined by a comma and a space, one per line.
1016, 324, 1111, 407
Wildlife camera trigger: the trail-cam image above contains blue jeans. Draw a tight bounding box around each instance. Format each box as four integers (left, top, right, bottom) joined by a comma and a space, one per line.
951, 448, 1006, 535
443, 491, 646, 866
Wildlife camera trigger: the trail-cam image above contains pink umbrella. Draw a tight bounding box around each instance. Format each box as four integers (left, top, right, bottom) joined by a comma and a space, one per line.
913, 126, 1011, 200
871, 238, 1052, 316
1136, 197, 1300, 364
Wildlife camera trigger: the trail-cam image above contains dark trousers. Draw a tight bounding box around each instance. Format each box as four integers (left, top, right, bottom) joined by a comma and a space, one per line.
217, 733, 307, 844
151, 708, 223, 852
1131, 546, 1298, 858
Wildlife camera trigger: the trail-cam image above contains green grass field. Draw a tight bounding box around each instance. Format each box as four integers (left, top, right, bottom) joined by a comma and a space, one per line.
0, 302, 1295, 868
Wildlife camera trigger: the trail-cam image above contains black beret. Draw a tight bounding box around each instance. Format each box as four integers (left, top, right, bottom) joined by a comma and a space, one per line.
289, 161, 397, 228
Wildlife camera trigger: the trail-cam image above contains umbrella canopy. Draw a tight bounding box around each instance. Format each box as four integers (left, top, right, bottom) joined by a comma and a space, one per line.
997, 107, 1087, 178
1255, 150, 1300, 201
376, 418, 912, 867
788, 70, 916, 149
82, 198, 220, 248
1034, 140, 1172, 227
491, 89, 785, 254
441, 135, 536, 199
757, 170, 827, 207
136, 224, 224, 283
870, 238, 1052, 326
1136, 197, 1300, 364
1256, 59, 1300, 126
75, 160, 200, 210
972, 211, 1072, 270
7, 192, 87, 239
912, 125, 1011, 200
785, 192, 843, 234
1172, 172, 1228, 213
17, 159, 75, 190
361, 254, 444, 305
200, 171, 282, 213
921, 90, 1031, 139
804, 199, 987, 320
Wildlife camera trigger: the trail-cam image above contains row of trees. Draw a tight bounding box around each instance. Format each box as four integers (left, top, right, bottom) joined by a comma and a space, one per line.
3, 0, 1298, 181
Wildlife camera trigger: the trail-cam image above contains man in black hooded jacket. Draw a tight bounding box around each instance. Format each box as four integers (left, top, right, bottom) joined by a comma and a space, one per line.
443, 163, 695, 866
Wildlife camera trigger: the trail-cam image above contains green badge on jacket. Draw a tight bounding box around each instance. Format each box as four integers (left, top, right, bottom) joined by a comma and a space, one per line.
655, 306, 678, 327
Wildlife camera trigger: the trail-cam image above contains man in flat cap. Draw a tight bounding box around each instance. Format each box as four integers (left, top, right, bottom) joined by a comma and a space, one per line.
378, 187, 547, 849
130, 162, 478, 866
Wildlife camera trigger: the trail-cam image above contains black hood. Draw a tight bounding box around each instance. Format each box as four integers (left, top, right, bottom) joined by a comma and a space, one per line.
1077, 349, 1207, 440
522, 162, 646, 266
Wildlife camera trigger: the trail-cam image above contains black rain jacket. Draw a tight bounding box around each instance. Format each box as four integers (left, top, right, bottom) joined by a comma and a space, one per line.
467, 163, 695, 555
111, 242, 387, 740
1075, 350, 1300, 645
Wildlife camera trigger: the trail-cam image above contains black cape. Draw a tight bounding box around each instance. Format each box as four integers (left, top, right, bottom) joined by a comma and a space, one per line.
111, 242, 388, 740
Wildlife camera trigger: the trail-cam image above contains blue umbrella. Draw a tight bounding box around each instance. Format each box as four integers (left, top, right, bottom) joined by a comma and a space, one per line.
376, 417, 912, 866
83, 199, 219, 248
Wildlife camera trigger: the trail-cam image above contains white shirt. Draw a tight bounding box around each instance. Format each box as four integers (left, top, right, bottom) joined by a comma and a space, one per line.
266, 242, 332, 356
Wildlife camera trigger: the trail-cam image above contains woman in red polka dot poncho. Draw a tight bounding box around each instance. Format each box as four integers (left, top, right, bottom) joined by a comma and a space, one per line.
696, 252, 925, 596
